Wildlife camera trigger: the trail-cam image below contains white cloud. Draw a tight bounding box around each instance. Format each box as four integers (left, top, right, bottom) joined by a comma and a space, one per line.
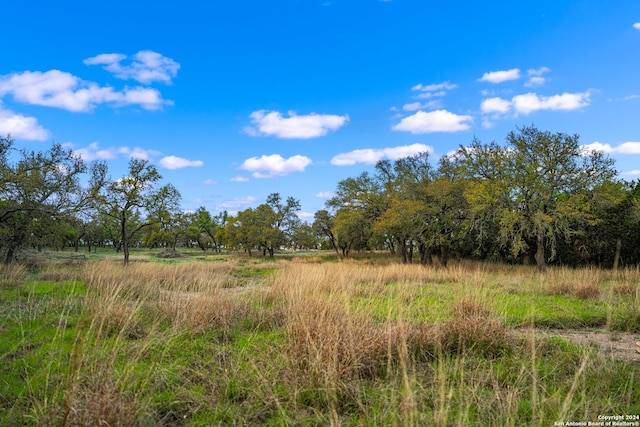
203, 179, 217, 185
392, 110, 473, 134
633, 22, 640, 30
411, 81, 457, 92
524, 77, 546, 87
403, 102, 422, 111
216, 196, 258, 213
316, 191, 336, 198
525, 67, 551, 87
480, 97, 511, 114
479, 68, 521, 84
528, 67, 551, 76
617, 142, 640, 153
244, 110, 349, 139
120, 146, 161, 160
239, 154, 312, 178
481, 90, 591, 121
414, 91, 447, 100
622, 169, 640, 176
481, 119, 495, 129
73, 142, 119, 161
403, 100, 442, 111
297, 211, 315, 222
84, 50, 180, 85
0, 104, 50, 140
331, 148, 383, 165
411, 81, 457, 100
0, 70, 170, 112
158, 155, 204, 170
69, 142, 162, 161
230, 176, 250, 182
512, 91, 590, 114
331, 143, 432, 166
581, 141, 640, 154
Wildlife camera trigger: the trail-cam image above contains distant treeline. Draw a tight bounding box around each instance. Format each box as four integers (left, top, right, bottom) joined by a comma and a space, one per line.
2, 126, 639, 269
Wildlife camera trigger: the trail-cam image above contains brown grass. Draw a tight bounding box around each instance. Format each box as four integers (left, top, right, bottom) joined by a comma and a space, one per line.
36, 265, 83, 282
285, 296, 390, 384
153, 291, 249, 334
65, 378, 141, 427
547, 282, 601, 299
15, 255, 637, 425
612, 283, 636, 296
276, 261, 514, 396
435, 298, 511, 358
0, 263, 28, 289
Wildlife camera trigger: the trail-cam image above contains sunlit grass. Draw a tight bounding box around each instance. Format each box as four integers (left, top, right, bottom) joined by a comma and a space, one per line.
1, 254, 639, 425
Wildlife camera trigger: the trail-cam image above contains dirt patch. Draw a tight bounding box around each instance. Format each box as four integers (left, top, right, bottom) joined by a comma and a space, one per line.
156, 249, 182, 259
520, 328, 640, 363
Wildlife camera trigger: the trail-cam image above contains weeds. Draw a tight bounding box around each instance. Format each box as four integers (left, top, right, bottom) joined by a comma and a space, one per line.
2, 254, 640, 426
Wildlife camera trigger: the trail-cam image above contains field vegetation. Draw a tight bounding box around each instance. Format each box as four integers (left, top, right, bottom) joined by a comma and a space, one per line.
1, 250, 639, 426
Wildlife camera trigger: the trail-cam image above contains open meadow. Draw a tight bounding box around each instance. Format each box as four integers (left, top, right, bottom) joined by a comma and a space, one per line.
1, 250, 639, 426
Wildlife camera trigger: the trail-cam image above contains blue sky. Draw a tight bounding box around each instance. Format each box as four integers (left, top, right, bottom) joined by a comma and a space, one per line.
2, 0, 640, 220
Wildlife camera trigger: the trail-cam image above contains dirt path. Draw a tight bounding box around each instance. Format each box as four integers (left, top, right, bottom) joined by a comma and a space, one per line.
520, 328, 640, 363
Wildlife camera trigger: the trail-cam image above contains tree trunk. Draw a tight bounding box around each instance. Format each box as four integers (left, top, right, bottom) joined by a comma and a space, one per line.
534, 234, 546, 272
4, 246, 15, 265
612, 237, 622, 269
399, 240, 408, 264
121, 216, 129, 265
123, 240, 130, 265
419, 243, 432, 266
330, 235, 340, 256
439, 245, 450, 268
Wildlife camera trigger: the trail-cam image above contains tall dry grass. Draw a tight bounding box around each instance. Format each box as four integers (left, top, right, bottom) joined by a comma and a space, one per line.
267, 260, 517, 423
0, 262, 28, 289
59, 259, 264, 426
17, 256, 638, 425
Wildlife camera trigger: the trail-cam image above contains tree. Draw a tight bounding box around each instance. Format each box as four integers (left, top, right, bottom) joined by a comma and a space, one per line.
455, 126, 616, 271
225, 208, 261, 255
312, 209, 340, 255
0, 136, 105, 264
262, 193, 301, 257
191, 207, 226, 252
224, 194, 302, 257
328, 171, 386, 255
444, 142, 509, 261
584, 180, 640, 267
333, 208, 370, 256
290, 223, 318, 250
95, 159, 180, 264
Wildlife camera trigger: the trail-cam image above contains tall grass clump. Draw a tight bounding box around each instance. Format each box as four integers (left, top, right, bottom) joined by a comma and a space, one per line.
544, 266, 604, 300
434, 298, 512, 358
0, 262, 28, 289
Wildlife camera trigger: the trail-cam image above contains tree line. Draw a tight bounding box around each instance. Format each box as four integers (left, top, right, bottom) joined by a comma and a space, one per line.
2, 126, 639, 269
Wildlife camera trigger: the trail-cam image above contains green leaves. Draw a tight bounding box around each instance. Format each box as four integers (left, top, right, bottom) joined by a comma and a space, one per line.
0, 136, 102, 263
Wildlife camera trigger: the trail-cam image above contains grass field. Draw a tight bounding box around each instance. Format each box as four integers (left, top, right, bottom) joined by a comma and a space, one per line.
1, 249, 639, 426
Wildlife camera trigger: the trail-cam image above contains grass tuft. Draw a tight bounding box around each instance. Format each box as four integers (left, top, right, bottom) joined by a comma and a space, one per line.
436, 299, 512, 358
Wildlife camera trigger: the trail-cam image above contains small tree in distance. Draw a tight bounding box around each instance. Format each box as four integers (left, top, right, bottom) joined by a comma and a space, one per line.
95, 159, 181, 265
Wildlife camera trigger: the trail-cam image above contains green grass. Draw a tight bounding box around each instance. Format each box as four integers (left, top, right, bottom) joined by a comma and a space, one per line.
1, 255, 639, 425
497, 293, 609, 328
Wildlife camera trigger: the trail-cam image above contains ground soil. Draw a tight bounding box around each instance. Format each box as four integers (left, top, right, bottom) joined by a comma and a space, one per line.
523, 328, 640, 363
